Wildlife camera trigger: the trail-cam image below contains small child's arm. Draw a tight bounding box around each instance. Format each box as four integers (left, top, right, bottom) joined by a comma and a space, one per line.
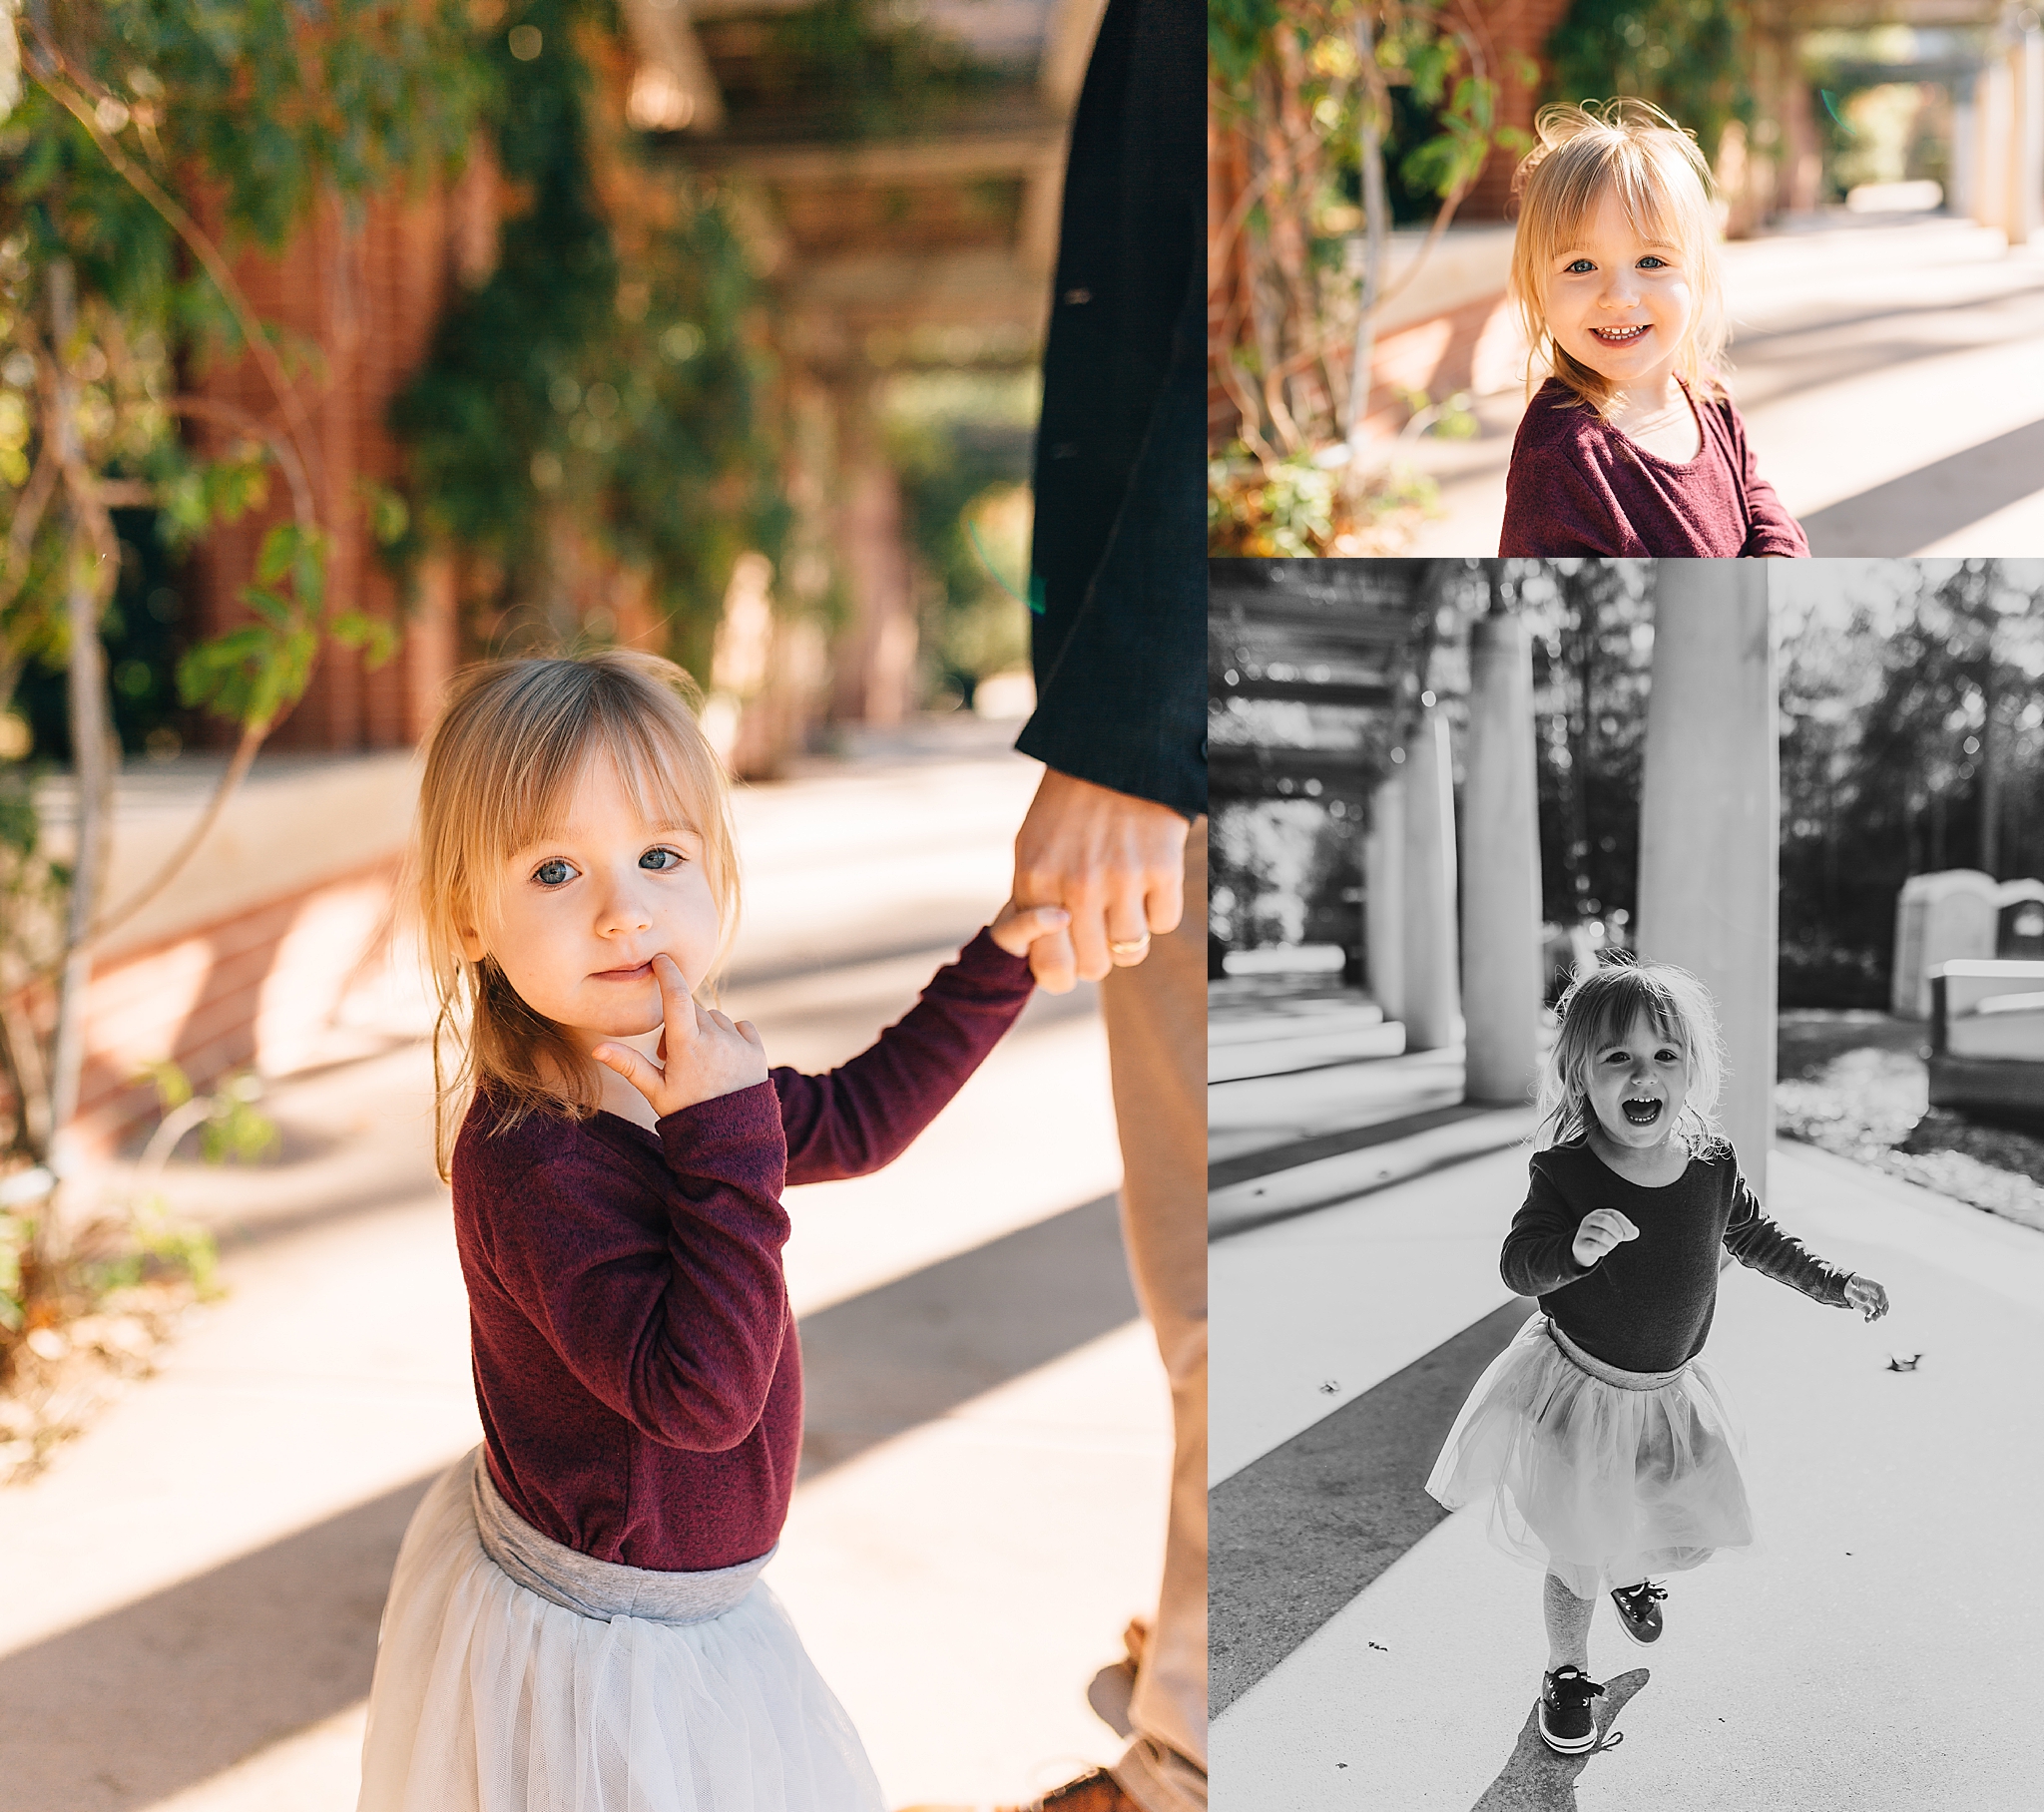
771, 916, 1059, 1184
1501, 1159, 1604, 1295
1723, 1168, 1883, 1315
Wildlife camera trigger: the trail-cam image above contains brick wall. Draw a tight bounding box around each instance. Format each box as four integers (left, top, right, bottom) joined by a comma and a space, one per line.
1462, 0, 1579, 223
70, 865, 405, 1156
187, 182, 471, 754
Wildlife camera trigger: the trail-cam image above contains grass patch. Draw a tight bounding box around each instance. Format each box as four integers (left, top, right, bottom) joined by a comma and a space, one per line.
1775, 1010, 2044, 1232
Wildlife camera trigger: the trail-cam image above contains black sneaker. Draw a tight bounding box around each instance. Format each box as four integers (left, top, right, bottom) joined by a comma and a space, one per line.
1538, 1666, 1606, 1754
1610, 1579, 1667, 1646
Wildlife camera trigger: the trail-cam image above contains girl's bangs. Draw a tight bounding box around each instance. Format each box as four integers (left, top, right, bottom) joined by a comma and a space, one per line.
1536, 143, 1694, 267
1565, 969, 1689, 1062
489, 688, 711, 863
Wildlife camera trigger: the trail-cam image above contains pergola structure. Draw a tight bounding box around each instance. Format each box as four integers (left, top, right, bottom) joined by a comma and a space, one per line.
1212, 560, 1784, 1191
627, 0, 1108, 724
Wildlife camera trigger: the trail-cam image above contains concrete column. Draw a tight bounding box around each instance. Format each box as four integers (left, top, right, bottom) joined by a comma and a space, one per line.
1461, 611, 1544, 1105
1364, 775, 1405, 1023
1637, 562, 1779, 1196
1399, 701, 1461, 1053
2015, 22, 2044, 244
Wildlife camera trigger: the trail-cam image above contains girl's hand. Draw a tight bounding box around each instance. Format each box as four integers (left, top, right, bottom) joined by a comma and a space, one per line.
592, 954, 768, 1119
989, 900, 1072, 960
1572, 1207, 1640, 1268
1844, 1274, 1890, 1322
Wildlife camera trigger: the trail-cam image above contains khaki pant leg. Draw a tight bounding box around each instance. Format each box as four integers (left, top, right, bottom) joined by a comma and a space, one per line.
1101, 824, 1208, 1812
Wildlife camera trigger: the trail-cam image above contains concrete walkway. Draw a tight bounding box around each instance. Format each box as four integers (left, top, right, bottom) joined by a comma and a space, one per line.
1396, 213, 2044, 558
1210, 1009, 2044, 1807
0, 725, 1170, 1812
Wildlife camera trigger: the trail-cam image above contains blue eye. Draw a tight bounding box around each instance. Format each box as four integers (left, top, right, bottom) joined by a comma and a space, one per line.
533, 858, 574, 886
1564, 258, 1595, 273
640, 846, 685, 871
1638, 255, 1669, 269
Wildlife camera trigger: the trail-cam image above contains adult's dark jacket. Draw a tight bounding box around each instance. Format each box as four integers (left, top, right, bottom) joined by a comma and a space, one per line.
1017, 0, 1206, 822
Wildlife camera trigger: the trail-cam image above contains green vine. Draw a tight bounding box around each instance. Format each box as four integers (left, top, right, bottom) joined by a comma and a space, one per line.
388, 0, 784, 672
1544, 0, 1749, 165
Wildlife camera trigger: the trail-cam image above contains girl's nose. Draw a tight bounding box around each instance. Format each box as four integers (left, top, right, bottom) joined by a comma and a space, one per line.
595, 877, 654, 934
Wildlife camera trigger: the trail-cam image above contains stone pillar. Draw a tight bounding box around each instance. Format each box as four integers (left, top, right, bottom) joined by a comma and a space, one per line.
1364, 774, 1405, 1023
2015, 20, 2044, 245
1399, 701, 1461, 1052
1461, 611, 1543, 1105
1637, 562, 1779, 1196
829, 387, 917, 727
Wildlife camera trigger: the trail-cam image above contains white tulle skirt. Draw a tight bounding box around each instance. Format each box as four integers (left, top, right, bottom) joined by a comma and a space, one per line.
1425, 1313, 1756, 1599
356, 1449, 884, 1812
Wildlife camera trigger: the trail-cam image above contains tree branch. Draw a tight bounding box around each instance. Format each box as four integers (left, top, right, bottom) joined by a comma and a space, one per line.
21, 26, 326, 527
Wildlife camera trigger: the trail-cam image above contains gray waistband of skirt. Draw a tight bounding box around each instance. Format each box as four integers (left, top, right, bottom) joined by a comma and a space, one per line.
1544, 1317, 1691, 1392
468, 1449, 773, 1625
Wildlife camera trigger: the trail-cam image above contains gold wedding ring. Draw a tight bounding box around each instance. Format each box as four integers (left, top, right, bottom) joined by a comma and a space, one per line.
1108, 936, 1152, 960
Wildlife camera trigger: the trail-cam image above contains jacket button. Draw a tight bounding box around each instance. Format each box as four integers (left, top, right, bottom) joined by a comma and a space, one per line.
1063, 287, 1092, 304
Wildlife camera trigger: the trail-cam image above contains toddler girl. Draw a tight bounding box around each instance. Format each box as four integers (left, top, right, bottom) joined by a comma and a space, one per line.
356, 650, 1070, 1811
1426, 957, 1886, 1755
1497, 99, 1808, 558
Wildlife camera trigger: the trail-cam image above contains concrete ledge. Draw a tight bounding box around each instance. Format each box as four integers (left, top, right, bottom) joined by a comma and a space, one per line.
34, 752, 420, 961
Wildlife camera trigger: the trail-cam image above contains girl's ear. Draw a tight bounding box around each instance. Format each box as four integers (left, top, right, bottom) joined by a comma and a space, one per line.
456, 923, 486, 962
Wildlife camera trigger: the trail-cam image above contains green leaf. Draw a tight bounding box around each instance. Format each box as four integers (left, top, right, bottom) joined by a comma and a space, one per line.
256, 521, 298, 585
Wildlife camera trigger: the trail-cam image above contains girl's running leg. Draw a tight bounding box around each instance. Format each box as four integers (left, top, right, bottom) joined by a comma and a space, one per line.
1543, 1570, 1596, 1674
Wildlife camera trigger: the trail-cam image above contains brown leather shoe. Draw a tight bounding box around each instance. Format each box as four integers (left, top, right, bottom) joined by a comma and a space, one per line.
895, 1767, 1138, 1812
1029, 1771, 1137, 1811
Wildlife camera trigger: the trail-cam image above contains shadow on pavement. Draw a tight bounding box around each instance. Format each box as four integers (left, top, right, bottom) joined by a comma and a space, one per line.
0, 1194, 1134, 1811
798, 1190, 1136, 1475
1800, 416, 2044, 554
1469, 1669, 1650, 1811
0, 1473, 430, 1812
1210, 1298, 1535, 1716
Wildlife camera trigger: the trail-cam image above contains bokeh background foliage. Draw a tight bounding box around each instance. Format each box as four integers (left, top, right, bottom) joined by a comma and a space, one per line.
387, 0, 784, 678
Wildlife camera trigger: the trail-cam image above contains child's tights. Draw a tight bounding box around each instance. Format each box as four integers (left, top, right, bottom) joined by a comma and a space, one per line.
1544, 1570, 1596, 1672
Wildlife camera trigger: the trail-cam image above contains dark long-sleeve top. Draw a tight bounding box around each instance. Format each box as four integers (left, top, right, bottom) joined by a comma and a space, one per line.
451, 930, 1035, 1573
1498, 378, 1809, 558
1500, 1141, 1852, 1374
1018, 0, 1206, 820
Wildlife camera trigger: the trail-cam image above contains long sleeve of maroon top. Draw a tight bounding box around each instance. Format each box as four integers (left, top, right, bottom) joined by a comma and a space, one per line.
452, 928, 1035, 1571
1498, 378, 1809, 559
1500, 1142, 1852, 1374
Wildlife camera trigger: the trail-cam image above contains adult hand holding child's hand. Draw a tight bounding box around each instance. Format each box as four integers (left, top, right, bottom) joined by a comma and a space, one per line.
593, 954, 767, 1118
1572, 1207, 1640, 1268
989, 900, 1072, 960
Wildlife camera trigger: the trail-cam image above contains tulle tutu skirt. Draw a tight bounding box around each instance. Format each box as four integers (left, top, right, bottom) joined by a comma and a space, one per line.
356, 1450, 884, 1812
1425, 1313, 1756, 1598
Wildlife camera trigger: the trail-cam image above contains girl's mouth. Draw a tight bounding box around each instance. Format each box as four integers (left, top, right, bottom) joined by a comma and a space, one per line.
1591, 324, 1649, 344
595, 962, 654, 982
1620, 1097, 1662, 1127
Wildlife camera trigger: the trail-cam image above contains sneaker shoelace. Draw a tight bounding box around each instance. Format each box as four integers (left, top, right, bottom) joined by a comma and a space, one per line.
1548, 1669, 1621, 1750
1550, 1668, 1607, 1709
1615, 1581, 1666, 1613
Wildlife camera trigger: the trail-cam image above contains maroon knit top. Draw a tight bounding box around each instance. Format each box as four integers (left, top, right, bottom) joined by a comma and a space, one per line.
451, 929, 1034, 1573
1501, 1142, 1852, 1374
1498, 378, 1808, 558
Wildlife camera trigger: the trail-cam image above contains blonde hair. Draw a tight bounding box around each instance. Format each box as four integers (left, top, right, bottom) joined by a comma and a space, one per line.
1509, 98, 1728, 416
1535, 955, 1728, 1157
409, 650, 740, 1177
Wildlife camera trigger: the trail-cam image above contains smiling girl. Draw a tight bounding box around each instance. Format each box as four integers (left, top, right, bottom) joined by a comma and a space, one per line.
355, 651, 1069, 1812
1425, 957, 1885, 1756
1498, 99, 1807, 557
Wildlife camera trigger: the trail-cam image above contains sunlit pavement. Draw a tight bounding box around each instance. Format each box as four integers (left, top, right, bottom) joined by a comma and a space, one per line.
1210, 997, 2044, 1809
0, 721, 1169, 1812
1396, 214, 2044, 558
